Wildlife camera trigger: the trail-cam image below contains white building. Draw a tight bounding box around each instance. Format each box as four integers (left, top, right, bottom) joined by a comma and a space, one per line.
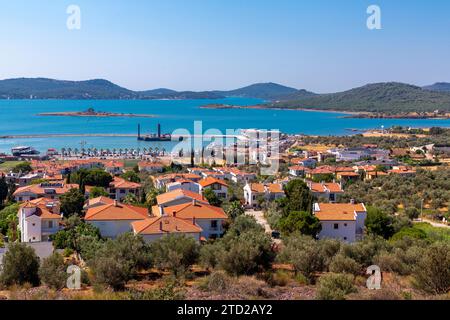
152, 200, 227, 240
313, 202, 367, 243
243, 183, 285, 207
18, 198, 62, 243
198, 177, 228, 199
84, 199, 149, 238
166, 179, 200, 194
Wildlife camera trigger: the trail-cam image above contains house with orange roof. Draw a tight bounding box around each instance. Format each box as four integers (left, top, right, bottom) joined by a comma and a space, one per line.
243, 183, 285, 208
153, 200, 228, 239
85, 200, 149, 238
138, 161, 164, 173
198, 177, 228, 199
108, 176, 142, 201
336, 171, 361, 184
388, 166, 417, 177
132, 215, 202, 243
307, 181, 344, 203
166, 179, 200, 193
84, 196, 116, 210
104, 161, 125, 175
18, 198, 62, 242
364, 170, 388, 181
305, 166, 336, 180
200, 171, 227, 180
154, 173, 202, 189
313, 202, 367, 242
13, 182, 79, 202
289, 165, 306, 177
156, 189, 209, 208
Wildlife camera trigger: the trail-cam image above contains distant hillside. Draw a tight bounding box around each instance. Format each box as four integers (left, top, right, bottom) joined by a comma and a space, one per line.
217, 82, 300, 100
0, 78, 135, 99
269, 82, 450, 113
423, 82, 450, 93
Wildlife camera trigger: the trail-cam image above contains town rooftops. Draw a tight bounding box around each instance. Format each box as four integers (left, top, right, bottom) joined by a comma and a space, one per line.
249, 183, 284, 194
132, 215, 202, 235
110, 176, 141, 189
308, 182, 343, 194
13, 182, 79, 197
85, 202, 149, 221
314, 203, 366, 221
156, 189, 208, 206
154, 201, 227, 220
198, 177, 228, 188
20, 199, 62, 220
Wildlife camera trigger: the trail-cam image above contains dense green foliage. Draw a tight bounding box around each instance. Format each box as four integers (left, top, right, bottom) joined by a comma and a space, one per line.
269, 82, 450, 113
39, 252, 67, 290
59, 188, 86, 217
0, 243, 40, 286
70, 168, 113, 189
149, 234, 200, 277
52, 216, 102, 252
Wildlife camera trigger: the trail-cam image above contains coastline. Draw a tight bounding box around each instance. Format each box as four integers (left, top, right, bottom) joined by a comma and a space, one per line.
200, 104, 450, 119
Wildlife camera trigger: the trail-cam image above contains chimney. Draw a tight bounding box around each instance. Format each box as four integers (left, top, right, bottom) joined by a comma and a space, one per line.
193, 217, 196, 225
159, 206, 165, 216
350, 199, 355, 204
173, 210, 177, 218
52, 204, 60, 215
114, 200, 118, 207
192, 198, 197, 206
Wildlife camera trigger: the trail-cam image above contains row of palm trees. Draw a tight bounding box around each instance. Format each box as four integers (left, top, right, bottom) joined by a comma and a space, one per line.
59, 147, 167, 158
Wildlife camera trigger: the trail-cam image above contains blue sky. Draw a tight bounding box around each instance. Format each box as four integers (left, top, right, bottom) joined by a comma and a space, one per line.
0, 0, 449, 93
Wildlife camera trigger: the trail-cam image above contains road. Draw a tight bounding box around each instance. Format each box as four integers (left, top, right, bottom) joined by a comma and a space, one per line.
415, 218, 450, 229
245, 209, 281, 244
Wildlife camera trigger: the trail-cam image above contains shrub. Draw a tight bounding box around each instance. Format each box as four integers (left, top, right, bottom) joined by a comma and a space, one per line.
90, 255, 130, 291
329, 254, 362, 275
220, 231, 274, 276
0, 243, 40, 287
278, 235, 324, 282
88, 234, 152, 290
199, 243, 222, 270
373, 251, 407, 275
316, 273, 356, 300
391, 227, 427, 241
39, 252, 67, 290
278, 211, 322, 237
365, 206, 395, 239
413, 242, 450, 294
203, 271, 231, 292
150, 234, 199, 276
264, 270, 290, 287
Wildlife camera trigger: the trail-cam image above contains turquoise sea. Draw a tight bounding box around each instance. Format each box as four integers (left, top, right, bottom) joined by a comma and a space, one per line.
1, 98, 450, 153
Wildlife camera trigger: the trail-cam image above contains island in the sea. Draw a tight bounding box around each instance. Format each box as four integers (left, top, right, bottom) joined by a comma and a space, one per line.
37, 108, 156, 118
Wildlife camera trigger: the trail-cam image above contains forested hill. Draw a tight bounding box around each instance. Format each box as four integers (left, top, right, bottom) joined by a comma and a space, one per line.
268, 82, 450, 113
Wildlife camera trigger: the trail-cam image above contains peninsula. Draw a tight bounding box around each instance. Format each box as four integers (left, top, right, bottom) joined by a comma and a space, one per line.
37, 108, 156, 118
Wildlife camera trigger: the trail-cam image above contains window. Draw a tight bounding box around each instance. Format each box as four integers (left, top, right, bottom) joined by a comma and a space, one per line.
211, 220, 218, 230
120, 189, 126, 194
19, 197, 23, 201
48, 221, 53, 229
334, 223, 339, 230
344, 223, 348, 227
32, 223, 36, 227
344, 237, 347, 241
